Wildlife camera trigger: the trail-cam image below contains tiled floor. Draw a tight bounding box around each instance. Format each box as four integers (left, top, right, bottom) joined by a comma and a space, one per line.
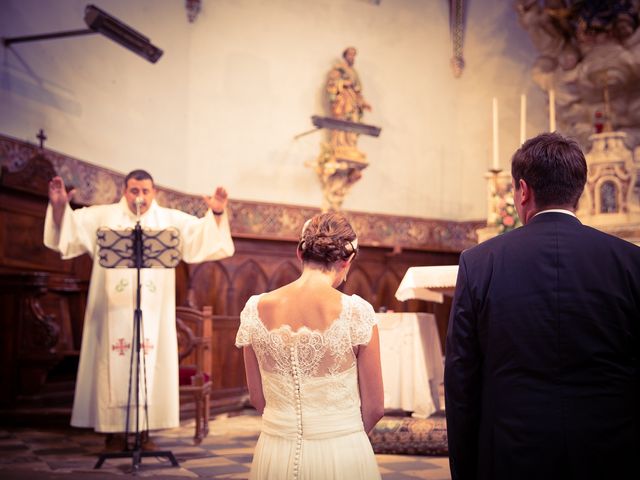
0, 410, 451, 479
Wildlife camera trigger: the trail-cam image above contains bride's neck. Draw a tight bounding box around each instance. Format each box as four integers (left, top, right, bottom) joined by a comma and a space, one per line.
298, 266, 340, 288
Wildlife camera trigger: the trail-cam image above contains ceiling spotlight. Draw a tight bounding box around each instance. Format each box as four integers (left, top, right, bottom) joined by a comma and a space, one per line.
2, 4, 163, 64
84, 5, 163, 63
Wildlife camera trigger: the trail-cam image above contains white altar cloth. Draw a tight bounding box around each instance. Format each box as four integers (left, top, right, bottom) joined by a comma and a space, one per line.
377, 312, 444, 418
395, 265, 458, 303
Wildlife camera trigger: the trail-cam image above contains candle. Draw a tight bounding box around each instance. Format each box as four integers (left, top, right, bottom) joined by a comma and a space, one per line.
492, 97, 499, 170
549, 89, 556, 132
520, 93, 527, 145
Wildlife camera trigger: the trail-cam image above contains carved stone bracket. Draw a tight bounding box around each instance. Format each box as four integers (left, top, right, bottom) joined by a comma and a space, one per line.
307, 143, 368, 212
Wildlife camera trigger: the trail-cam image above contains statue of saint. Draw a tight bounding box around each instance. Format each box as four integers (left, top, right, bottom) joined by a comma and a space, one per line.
309, 47, 379, 211
325, 47, 372, 151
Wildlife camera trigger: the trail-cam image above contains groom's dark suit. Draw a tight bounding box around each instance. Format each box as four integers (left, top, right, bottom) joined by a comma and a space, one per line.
445, 211, 640, 480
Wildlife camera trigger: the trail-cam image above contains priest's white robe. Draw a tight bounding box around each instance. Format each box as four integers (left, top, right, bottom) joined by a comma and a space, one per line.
44, 197, 234, 432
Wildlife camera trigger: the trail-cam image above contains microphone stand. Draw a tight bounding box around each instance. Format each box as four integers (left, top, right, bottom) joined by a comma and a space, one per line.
125, 198, 147, 458
95, 197, 179, 471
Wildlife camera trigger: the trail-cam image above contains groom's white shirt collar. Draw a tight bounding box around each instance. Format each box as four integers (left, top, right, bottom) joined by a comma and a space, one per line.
533, 209, 577, 218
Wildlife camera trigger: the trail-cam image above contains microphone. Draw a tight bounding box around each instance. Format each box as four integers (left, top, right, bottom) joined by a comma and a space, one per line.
135, 196, 143, 218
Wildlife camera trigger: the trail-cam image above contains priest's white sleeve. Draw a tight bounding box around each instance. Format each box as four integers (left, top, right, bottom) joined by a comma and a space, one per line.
173, 209, 235, 263
43, 203, 100, 260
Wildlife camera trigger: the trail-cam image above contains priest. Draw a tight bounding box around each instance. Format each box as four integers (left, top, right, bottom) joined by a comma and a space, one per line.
44, 169, 235, 449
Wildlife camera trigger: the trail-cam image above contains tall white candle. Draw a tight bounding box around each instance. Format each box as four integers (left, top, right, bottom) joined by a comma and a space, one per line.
520, 93, 527, 145
492, 97, 499, 170
549, 89, 556, 131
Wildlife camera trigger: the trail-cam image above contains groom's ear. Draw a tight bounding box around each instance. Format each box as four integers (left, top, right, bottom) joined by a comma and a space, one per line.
519, 179, 532, 205
520, 178, 535, 206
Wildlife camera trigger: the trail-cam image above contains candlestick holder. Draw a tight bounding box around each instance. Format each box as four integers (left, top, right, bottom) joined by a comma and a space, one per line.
476, 167, 520, 243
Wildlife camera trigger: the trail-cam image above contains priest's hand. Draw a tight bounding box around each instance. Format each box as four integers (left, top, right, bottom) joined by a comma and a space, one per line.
203, 187, 229, 223
49, 176, 75, 228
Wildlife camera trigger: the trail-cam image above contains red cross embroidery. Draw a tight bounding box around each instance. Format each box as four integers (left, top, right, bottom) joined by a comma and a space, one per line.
112, 338, 131, 356
141, 338, 154, 355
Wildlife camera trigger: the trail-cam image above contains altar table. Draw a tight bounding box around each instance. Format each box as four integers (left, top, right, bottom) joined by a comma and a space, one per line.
395, 265, 458, 303
377, 312, 444, 418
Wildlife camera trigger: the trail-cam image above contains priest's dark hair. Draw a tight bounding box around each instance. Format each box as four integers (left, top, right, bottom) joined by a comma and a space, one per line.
511, 132, 587, 209
124, 169, 154, 188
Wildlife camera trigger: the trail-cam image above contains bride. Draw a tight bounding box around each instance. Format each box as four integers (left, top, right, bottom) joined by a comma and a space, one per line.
235, 212, 384, 479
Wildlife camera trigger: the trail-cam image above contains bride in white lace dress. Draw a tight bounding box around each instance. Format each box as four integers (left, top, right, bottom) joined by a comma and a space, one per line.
235, 212, 384, 480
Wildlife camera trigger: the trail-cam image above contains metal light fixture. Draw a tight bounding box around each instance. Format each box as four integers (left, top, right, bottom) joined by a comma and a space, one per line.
83, 5, 163, 63
2, 4, 163, 64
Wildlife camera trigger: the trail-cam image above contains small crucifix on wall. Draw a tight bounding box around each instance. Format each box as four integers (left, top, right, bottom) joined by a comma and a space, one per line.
37, 129, 47, 149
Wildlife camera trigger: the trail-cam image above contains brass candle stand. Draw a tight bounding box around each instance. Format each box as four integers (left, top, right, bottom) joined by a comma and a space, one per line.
476, 167, 516, 243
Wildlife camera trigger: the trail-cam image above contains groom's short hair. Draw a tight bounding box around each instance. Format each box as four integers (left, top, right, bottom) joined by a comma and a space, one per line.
511, 132, 587, 209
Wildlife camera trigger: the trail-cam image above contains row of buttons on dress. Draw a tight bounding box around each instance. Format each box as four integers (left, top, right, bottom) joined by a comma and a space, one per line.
290, 344, 302, 480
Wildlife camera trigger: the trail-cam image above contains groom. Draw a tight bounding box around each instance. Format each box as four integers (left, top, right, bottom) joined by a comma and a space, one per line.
444, 132, 640, 480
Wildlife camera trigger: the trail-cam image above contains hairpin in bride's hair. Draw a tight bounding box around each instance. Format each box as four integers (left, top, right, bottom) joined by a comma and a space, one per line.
298, 218, 312, 251
346, 238, 359, 262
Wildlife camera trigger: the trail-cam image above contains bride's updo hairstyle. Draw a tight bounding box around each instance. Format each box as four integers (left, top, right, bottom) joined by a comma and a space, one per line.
298, 212, 358, 271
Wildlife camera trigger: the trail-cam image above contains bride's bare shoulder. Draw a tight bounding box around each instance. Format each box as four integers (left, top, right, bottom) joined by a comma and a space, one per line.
259, 284, 294, 303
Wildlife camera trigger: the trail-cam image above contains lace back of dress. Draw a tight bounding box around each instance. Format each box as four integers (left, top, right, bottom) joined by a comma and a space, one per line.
250, 295, 357, 381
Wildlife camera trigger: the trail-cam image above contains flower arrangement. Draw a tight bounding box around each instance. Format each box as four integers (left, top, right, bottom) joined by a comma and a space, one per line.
488, 191, 522, 234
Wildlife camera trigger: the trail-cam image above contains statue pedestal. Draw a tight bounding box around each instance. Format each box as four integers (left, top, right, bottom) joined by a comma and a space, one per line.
333, 145, 366, 164
305, 115, 381, 212
307, 143, 368, 212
